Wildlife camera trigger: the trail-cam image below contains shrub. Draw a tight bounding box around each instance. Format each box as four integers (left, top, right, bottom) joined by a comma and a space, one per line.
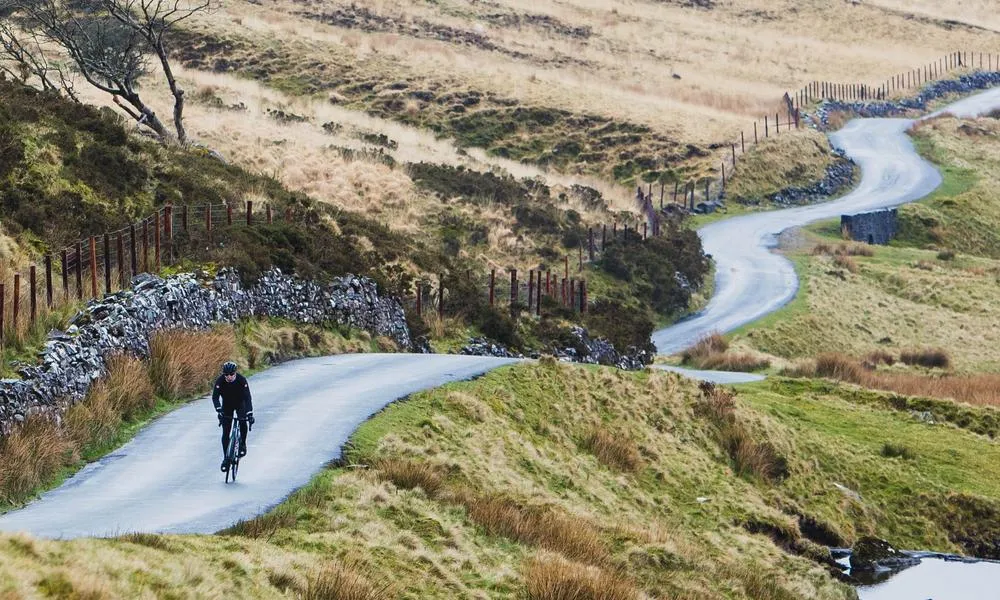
937, 249, 956, 260
695, 352, 771, 372
582, 427, 642, 472
148, 328, 236, 399
900, 348, 951, 369
583, 299, 654, 354
865, 350, 896, 367
523, 553, 639, 600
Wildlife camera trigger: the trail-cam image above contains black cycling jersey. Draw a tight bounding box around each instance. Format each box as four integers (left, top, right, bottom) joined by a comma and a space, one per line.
212, 373, 254, 415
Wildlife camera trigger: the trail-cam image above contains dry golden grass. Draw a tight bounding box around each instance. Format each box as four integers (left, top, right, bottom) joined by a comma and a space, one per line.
303, 564, 392, 600
801, 352, 1000, 408
149, 327, 236, 399
221, 510, 297, 539
523, 553, 639, 600
581, 427, 641, 473
696, 352, 772, 372
696, 384, 788, 483
0, 416, 73, 505
681, 332, 729, 362
452, 489, 608, 565
374, 458, 444, 496
832, 254, 858, 273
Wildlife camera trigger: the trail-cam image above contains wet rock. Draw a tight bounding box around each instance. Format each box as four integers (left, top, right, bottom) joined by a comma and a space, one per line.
850, 537, 920, 572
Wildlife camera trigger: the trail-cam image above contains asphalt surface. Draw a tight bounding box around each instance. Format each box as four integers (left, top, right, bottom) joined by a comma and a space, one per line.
0, 354, 517, 538
4, 88, 1000, 540
652, 86, 1000, 356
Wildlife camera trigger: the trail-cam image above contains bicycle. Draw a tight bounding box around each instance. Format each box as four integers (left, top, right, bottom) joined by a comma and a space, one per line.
221, 415, 250, 483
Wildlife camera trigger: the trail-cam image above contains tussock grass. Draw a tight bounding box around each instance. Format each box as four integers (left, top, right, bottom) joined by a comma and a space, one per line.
696, 384, 788, 483
681, 333, 770, 372
375, 458, 444, 496
220, 509, 297, 539
937, 249, 956, 260
116, 532, 172, 550
149, 327, 236, 399
682, 333, 728, 362
523, 553, 639, 600
0, 416, 73, 505
900, 348, 951, 369
881, 443, 916, 460
864, 350, 896, 367
582, 427, 641, 473
453, 490, 608, 565
303, 564, 392, 600
832, 254, 858, 273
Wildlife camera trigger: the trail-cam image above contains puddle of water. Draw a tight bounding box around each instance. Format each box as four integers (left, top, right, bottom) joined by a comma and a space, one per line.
837, 555, 1000, 600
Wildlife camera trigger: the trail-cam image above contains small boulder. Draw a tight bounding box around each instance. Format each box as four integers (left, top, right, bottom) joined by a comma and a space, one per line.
850, 536, 920, 571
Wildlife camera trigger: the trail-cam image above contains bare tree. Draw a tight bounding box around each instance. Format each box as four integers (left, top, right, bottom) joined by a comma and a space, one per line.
3, 0, 209, 143
0, 0, 78, 98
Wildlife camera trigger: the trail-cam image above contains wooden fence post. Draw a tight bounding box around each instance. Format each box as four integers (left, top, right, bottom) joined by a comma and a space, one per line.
764, 115, 769, 138
643, 223, 648, 240
246, 200, 253, 226
415, 284, 422, 316
45, 255, 53, 308
164, 204, 173, 262
142, 218, 149, 273
580, 280, 586, 313
267, 204, 273, 224
12, 273, 20, 333
129, 224, 138, 276
181, 204, 188, 232
0, 283, 4, 344
731, 144, 736, 166
76, 241, 83, 299
569, 280, 575, 312
227, 204, 234, 226
721, 162, 726, 189
510, 270, 517, 309
61, 250, 68, 299
89, 237, 98, 298
754, 122, 758, 144
489, 269, 495, 306
527, 270, 534, 314
588, 227, 595, 260
673, 181, 679, 204
564, 255, 569, 280
601, 224, 607, 249
438, 276, 444, 318
116, 231, 125, 288
29, 266, 36, 324
154, 212, 161, 271
103, 233, 111, 294
535, 271, 542, 317
561, 278, 567, 307
545, 271, 551, 296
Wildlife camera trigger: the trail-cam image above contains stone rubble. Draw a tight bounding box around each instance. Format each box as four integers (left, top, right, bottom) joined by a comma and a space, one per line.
0, 268, 410, 432
460, 326, 652, 370
768, 150, 856, 206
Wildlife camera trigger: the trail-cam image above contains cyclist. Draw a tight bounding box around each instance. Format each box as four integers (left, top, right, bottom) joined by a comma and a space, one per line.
212, 361, 255, 472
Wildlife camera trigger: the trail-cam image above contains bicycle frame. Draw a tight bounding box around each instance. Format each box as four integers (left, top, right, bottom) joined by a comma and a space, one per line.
224, 416, 248, 483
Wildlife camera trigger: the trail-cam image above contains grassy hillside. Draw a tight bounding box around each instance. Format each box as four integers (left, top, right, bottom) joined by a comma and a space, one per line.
731, 112, 1000, 372
5, 362, 1000, 597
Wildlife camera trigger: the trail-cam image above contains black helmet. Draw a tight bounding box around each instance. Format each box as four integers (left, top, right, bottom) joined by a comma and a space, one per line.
222, 361, 238, 375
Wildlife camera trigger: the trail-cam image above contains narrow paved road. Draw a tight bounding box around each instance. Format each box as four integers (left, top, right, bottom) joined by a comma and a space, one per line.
0, 354, 516, 538
652, 87, 1000, 355
3, 88, 1000, 540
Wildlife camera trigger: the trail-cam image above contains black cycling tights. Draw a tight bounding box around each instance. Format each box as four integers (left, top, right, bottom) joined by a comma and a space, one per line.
221, 408, 249, 454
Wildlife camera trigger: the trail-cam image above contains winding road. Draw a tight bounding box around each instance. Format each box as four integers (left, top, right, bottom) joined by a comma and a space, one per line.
2, 88, 1000, 539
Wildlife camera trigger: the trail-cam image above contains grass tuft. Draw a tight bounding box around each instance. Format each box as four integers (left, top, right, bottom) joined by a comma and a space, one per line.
220, 509, 297, 539
0, 416, 74, 506
375, 458, 444, 496
696, 384, 788, 483
453, 490, 608, 565
303, 564, 392, 600
149, 328, 236, 399
881, 443, 916, 460
582, 427, 641, 473
523, 553, 639, 600
900, 348, 951, 369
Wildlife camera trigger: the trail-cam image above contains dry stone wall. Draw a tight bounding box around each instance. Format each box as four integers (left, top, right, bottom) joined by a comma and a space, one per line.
0, 268, 410, 433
